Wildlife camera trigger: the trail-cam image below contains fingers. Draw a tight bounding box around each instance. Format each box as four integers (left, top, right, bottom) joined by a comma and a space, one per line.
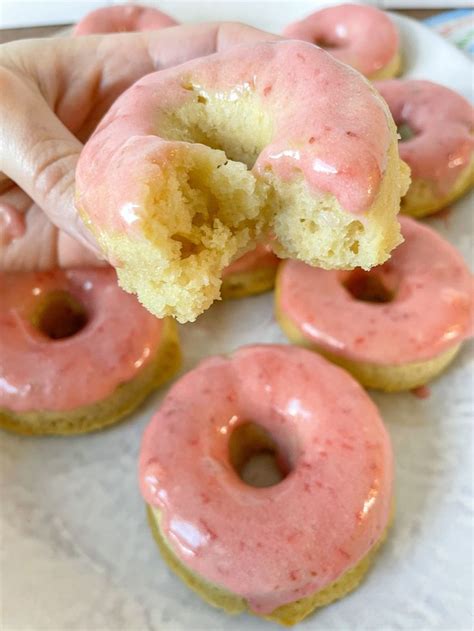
0, 22, 280, 271
0, 184, 104, 271
142, 22, 281, 69
57, 232, 106, 268
0, 64, 94, 244
0, 200, 58, 271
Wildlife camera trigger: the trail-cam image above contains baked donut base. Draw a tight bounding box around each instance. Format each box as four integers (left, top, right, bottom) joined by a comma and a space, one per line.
400, 156, 474, 218
147, 505, 389, 626
0, 319, 181, 436
276, 305, 461, 392
221, 265, 278, 300
368, 51, 402, 81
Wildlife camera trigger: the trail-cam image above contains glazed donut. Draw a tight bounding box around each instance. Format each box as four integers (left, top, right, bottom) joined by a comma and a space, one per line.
0, 268, 181, 435
376, 80, 474, 217
140, 344, 393, 625
76, 40, 409, 323
283, 4, 401, 80
221, 242, 280, 299
276, 216, 473, 392
74, 3, 178, 36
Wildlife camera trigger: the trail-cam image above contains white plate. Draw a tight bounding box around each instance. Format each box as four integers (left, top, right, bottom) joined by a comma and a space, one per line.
1, 5, 473, 630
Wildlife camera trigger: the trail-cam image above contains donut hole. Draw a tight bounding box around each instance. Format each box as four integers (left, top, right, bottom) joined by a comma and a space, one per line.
164, 83, 273, 168
31, 291, 88, 340
397, 122, 416, 142
313, 35, 340, 50
343, 268, 396, 303
228, 422, 291, 488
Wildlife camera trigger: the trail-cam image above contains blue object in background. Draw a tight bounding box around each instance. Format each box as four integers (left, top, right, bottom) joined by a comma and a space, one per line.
424, 9, 474, 57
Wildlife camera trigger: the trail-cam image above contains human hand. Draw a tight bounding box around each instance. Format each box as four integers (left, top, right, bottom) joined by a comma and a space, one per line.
0, 22, 278, 271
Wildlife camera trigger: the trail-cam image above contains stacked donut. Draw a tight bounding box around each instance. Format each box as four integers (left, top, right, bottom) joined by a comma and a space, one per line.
1, 3, 472, 628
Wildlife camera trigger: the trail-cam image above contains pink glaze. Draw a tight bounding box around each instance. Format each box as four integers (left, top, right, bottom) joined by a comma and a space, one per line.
0, 268, 165, 412
283, 4, 399, 78
140, 344, 393, 614
223, 242, 279, 278
411, 385, 430, 399
376, 80, 474, 194
76, 40, 393, 237
0, 202, 25, 246
74, 4, 178, 36
278, 216, 474, 365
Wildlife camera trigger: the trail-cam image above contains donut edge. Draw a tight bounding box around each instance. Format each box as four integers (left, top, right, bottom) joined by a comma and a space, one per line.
368, 51, 402, 81
401, 155, 474, 218
146, 504, 391, 626
275, 292, 462, 392
221, 264, 279, 300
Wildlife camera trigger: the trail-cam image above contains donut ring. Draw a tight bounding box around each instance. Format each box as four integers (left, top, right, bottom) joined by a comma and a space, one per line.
140, 345, 393, 624
283, 3, 401, 80
376, 80, 474, 217
0, 268, 181, 435
74, 3, 178, 36
276, 216, 473, 391
221, 242, 280, 299
76, 40, 409, 323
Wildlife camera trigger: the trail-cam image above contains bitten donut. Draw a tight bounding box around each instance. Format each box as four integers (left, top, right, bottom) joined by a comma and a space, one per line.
376, 80, 474, 217
283, 4, 401, 80
74, 3, 178, 36
222, 242, 280, 299
276, 217, 473, 392
140, 344, 393, 625
0, 268, 181, 435
76, 40, 410, 323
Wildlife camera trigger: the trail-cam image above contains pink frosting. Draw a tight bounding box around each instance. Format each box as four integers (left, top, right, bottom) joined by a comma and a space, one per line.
76, 40, 393, 239
278, 216, 474, 365
283, 4, 399, 78
223, 242, 279, 278
74, 4, 178, 36
0, 268, 166, 412
140, 344, 393, 614
0, 202, 25, 246
376, 79, 474, 194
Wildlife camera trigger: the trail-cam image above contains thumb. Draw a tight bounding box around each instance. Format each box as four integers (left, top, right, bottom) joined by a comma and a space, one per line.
0, 65, 98, 254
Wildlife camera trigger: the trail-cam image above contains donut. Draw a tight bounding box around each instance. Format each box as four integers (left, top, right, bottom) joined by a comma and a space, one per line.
221, 242, 280, 299
283, 4, 400, 80
74, 3, 178, 36
276, 216, 473, 392
376, 80, 474, 217
140, 344, 393, 624
0, 268, 181, 435
76, 40, 410, 323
